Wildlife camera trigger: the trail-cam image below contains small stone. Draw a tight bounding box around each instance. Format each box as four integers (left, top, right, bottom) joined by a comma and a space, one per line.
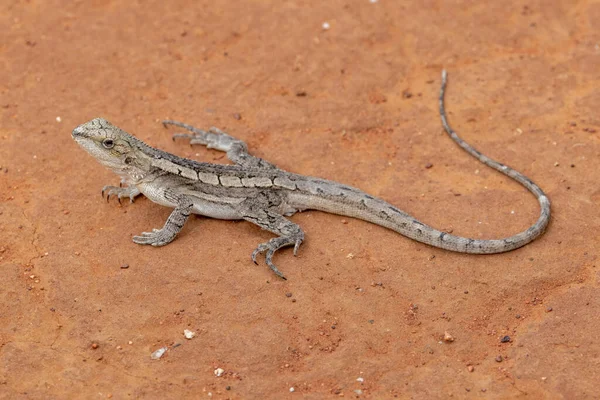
425, 163, 433, 169
546, 307, 553, 312
516, 314, 521, 319
226, 386, 231, 390
467, 365, 474, 372
150, 347, 168, 360
285, 292, 292, 298
495, 355, 503, 362
322, 22, 330, 30
356, 377, 364, 383
120, 264, 129, 269
56, 116, 62, 122
91, 343, 99, 349
289, 387, 295, 392
444, 332, 455, 342
214, 368, 225, 377
184, 329, 196, 339
354, 389, 363, 395
500, 335, 511, 343
233, 113, 242, 120
541, 377, 547, 381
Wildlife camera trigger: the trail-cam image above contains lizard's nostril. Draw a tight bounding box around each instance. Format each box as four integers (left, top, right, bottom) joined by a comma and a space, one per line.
72, 126, 85, 137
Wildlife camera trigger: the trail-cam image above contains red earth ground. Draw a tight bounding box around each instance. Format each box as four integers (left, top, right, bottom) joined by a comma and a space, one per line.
1, 0, 599, 398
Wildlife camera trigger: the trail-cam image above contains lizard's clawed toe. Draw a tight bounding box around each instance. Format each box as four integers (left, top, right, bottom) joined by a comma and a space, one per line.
250, 239, 293, 280
102, 185, 140, 204
132, 228, 175, 247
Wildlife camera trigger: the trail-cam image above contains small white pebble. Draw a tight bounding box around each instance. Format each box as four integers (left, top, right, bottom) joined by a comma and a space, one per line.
214, 368, 225, 377
128, 341, 133, 345
184, 329, 196, 339
474, 169, 480, 174
346, 253, 354, 259
289, 387, 295, 392
322, 22, 330, 30
56, 116, 61, 122
150, 347, 167, 360
356, 377, 364, 383
511, 210, 515, 214
370, 0, 378, 3
354, 389, 363, 395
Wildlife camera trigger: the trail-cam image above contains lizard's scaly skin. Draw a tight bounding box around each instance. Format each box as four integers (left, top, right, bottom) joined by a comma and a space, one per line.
72, 71, 550, 278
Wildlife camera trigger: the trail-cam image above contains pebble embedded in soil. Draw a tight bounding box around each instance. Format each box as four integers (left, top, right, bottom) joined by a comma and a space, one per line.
495, 355, 503, 362
184, 329, 196, 339
150, 347, 167, 360
214, 368, 225, 377
500, 335, 511, 343
444, 332, 455, 342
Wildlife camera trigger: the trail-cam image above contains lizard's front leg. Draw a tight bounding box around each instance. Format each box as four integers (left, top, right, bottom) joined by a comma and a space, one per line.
101, 183, 142, 203
162, 120, 277, 169
132, 191, 194, 247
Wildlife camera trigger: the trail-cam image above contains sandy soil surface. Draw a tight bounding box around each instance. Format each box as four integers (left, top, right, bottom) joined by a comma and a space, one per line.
1, 0, 599, 398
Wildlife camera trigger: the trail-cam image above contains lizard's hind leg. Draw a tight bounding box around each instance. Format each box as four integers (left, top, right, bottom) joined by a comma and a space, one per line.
162, 120, 277, 169
241, 207, 305, 280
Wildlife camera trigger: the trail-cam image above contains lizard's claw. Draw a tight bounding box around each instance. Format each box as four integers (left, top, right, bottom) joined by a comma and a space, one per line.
101, 185, 139, 204
250, 236, 304, 280
133, 228, 176, 247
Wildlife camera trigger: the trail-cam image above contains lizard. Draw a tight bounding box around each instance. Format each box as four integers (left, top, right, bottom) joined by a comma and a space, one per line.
71, 71, 551, 279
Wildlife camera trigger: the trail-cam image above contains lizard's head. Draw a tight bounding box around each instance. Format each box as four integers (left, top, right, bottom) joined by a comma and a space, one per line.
72, 118, 151, 179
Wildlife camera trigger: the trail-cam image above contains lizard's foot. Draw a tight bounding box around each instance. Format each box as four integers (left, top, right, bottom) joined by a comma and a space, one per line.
101, 185, 141, 204
171, 128, 237, 151
132, 228, 177, 247
251, 236, 304, 280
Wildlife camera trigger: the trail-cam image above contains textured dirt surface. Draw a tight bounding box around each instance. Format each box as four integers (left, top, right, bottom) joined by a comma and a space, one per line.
1, 0, 599, 399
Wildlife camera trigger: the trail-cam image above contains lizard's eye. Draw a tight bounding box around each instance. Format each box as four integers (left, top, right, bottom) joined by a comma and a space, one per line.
102, 139, 115, 149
